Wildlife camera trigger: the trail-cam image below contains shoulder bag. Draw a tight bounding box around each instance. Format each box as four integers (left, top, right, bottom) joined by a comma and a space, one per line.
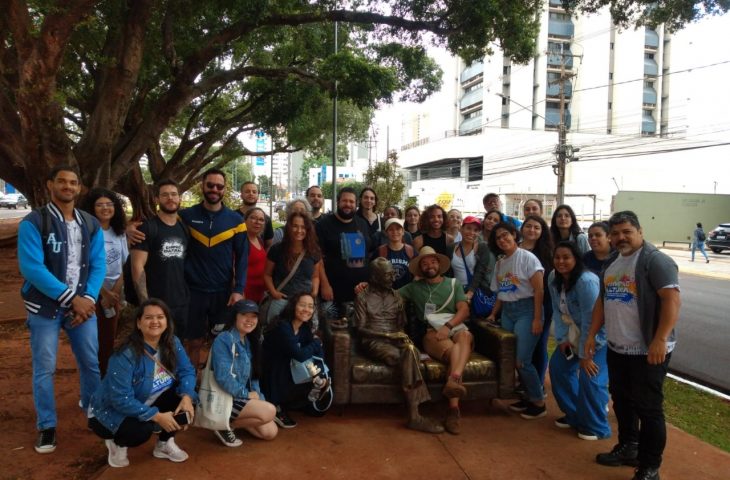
459, 243, 496, 318
194, 343, 235, 431
259, 251, 306, 328
424, 278, 468, 338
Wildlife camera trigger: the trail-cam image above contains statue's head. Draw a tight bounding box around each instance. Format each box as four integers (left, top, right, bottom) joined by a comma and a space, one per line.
370, 257, 395, 289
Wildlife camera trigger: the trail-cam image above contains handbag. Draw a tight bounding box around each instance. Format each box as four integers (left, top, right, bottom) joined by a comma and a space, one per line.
559, 290, 581, 350
194, 343, 235, 431
459, 243, 497, 317
260, 251, 306, 328
424, 278, 468, 338
290, 357, 321, 384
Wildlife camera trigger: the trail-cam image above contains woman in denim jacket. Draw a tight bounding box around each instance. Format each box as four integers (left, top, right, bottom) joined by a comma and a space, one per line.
210, 299, 278, 447
548, 241, 610, 441
89, 299, 197, 468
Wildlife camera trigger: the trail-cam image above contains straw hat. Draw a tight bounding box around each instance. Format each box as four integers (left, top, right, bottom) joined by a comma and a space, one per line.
408, 246, 451, 277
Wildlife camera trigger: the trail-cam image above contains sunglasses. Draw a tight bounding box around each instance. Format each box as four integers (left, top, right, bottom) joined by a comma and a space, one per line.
205, 182, 225, 191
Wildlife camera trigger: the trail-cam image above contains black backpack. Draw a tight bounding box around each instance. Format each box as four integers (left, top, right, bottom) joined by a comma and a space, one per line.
697, 230, 706, 242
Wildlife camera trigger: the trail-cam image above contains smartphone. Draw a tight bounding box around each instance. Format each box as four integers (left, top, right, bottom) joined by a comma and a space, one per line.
173, 411, 191, 426
563, 345, 575, 361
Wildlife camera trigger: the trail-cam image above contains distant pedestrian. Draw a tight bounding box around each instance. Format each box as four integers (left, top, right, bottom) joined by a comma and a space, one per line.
690, 222, 709, 263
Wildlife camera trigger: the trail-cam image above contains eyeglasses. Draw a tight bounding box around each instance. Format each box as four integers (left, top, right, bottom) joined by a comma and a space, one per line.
206, 182, 225, 191
95, 202, 114, 209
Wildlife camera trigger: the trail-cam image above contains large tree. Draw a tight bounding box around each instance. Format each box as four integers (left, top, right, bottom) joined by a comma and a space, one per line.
1, 1, 725, 216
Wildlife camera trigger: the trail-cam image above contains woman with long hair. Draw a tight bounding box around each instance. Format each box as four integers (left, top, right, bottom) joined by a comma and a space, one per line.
550, 204, 590, 256
356, 187, 381, 236
89, 299, 197, 468
520, 215, 555, 388
583, 222, 613, 274
548, 241, 610, 441
412, 204, 454, 256
481, 209, 502, 243
523, 199, 543, 218
270, 198, 312, 246
81, 188, 128, 375
485, 222, 546, 419
263, 210, 322, 326
405, 206, 421, 240
244, 207, 268, 303
209, 299, 278, 447
262, 292, 329, 429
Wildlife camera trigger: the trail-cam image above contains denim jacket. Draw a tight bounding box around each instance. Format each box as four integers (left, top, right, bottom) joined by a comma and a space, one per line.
90, 336, 198, 434
549, 270, 606, 359
211, 329, 263, 400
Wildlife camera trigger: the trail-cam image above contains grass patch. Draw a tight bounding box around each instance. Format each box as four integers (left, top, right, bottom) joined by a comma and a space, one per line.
664, 379, 730, 452
547, 338, 730, 452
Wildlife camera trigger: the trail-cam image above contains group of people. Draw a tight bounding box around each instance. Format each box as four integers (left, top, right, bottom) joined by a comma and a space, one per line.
18, 166, 680, 480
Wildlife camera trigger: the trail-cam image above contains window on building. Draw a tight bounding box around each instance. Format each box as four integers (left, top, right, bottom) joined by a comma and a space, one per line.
503, 65, 511, 75
609, 72, 613, 80
644, 52, 655, 59
419, 158, 462, 180
468, 157, 484, 182
608, 102, 612, 109
610, 42, 614, 50
644, 80, 655, 88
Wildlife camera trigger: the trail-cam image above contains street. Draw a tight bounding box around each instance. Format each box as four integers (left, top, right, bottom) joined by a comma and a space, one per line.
672, 272, 730, 393
0, 206, 30, 219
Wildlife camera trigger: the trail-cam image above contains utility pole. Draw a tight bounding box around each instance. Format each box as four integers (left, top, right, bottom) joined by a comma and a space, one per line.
331, 16, 338, 205
552, 49, 580, 206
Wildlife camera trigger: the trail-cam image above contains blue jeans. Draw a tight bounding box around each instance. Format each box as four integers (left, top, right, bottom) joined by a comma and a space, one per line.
549, 345, 611, 438
27, 311, 101, 430
501, 297, 543, 403
691, 241, 708, 261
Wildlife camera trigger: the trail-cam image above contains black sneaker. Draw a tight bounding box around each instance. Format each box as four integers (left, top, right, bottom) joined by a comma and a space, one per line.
214, 430, 243, 447
554, 416, 571, 429
520, 402, 547, 420
508, 399, 530, 412
274, 409, 297, 429
34, 428, 57, 454
632, 467, 660, 480
596, 442, 639, 467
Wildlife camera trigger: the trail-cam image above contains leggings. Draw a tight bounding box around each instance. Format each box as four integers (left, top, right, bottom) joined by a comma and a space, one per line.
90, 387, 180, 447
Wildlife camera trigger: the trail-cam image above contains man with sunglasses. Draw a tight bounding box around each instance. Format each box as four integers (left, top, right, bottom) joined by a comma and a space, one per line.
178, 168, 249, 369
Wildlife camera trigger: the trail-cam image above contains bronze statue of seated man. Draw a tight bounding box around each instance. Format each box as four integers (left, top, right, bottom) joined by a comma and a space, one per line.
354, 257, 443, 433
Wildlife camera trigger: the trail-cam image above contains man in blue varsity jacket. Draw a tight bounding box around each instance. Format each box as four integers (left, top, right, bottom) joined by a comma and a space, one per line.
17, 165, 106, 454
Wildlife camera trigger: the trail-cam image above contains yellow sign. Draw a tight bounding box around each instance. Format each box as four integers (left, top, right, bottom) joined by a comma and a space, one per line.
435, 192, 454, 211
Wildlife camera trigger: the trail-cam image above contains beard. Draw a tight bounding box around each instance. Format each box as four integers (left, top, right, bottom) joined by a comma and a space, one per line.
337, 207, 355, 219
421, 268, 439, 279
204, 190, 222, 205
159, 202, 180, 214
243, 198, 257, 207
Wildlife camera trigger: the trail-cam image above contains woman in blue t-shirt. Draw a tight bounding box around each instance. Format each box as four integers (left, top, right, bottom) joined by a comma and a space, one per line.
373, 218, 415, 289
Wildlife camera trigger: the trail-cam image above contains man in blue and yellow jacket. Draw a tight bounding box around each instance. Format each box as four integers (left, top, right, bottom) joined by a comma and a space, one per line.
178, 168, 248, 369
17, 165, 106, 454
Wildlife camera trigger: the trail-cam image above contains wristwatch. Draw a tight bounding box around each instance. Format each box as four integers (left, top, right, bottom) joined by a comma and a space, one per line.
444, 322, 454, 330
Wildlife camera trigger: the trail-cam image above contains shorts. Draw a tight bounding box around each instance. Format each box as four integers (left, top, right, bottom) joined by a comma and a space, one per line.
423, 328, 473, 362
185, 289, 231, 340
230, 397, 251, 420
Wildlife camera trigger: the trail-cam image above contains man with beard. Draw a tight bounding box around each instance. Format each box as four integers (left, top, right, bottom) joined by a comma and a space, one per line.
397, 247, 473, 435
18, 165, 106, 453
178, 168, 248, 368
585, 211, 680, 480
130, 179, 190, 337
238, 181, 273, 248
306, 185, 325, 222
316, 186, 371, 322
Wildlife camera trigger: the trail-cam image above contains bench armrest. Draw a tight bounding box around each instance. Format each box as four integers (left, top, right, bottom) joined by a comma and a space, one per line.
323, 324, 352, 405
472, 320, 516, 399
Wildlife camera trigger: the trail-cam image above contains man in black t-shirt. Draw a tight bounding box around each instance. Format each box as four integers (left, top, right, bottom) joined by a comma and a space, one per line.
306, 185, 325, 222
238, 181, 273, 248
316, 187, 371, 321
130, 179, 190, 336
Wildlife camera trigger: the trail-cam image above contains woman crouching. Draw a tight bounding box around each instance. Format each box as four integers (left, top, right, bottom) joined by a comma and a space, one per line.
89, 299, 197, 468
210, 299, 278, 447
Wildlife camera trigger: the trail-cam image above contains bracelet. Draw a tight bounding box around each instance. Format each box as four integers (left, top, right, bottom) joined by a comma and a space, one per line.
444, 322, 454, 330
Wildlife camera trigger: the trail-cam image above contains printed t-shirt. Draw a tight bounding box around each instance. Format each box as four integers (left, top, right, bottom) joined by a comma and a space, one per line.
65, 220, 83, 290
374, 245, 413, 290
603, 248, 645, 354
490, 248, 544, 302
102, 228, 129, 290
316, 214, 371, 302
145, 351, 174, 406
132, 217, 189, 307
398, 277, 466, 324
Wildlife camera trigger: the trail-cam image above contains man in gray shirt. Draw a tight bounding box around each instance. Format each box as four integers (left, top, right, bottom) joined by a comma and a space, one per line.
585, 211, 680, 480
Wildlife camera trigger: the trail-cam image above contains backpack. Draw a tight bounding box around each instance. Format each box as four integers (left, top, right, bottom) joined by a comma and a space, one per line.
697, 230, 706, 242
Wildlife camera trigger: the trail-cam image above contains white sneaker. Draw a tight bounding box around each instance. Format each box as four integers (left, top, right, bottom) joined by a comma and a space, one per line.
105, 439, 129, 468
153, 437, 188, 463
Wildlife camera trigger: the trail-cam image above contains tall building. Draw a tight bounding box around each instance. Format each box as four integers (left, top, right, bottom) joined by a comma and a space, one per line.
373, 4, 730, 217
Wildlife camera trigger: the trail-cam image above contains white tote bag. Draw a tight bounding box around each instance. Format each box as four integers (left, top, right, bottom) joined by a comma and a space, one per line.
194, 344, 234, 431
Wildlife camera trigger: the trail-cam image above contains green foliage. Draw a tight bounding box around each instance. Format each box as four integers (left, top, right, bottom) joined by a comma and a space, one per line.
363, 152, 407, 212
223, 160, 255, 192
320, 180, 365, 200
404, 197, 419, 209
664, 379, 730, 452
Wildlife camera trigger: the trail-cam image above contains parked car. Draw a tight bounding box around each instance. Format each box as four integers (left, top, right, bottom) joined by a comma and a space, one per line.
0, 193, 28, 209
706, 222, 730, 253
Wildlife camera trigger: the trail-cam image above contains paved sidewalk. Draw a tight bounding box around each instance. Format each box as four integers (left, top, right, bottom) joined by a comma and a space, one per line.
91, 395, 730, 480
658, 244, 730, 280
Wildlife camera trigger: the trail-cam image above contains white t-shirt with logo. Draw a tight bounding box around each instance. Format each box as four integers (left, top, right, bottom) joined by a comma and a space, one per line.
490, 248, 544, 302
102, 228, 129, 290
65, 220, 83, 292
603, 249, 646, 353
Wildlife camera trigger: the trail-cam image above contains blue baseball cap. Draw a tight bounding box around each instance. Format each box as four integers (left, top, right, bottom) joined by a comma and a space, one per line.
233, 299, 259, 314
